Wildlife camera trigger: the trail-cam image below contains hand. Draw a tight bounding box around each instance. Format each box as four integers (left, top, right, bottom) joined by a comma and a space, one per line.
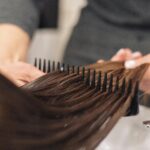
0, 24, 30, 62
111, 48, 142, 61
110, 48, 150, 93
125, 54, 150, 93
97, 48, 142, 63
0, 61, 45, 86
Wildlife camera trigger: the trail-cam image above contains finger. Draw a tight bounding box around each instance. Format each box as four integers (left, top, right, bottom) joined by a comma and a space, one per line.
125, 60, 137, 69
123, 48, 133, 60
97, 60, 104, 63
111, 49, 125, 61
125, 54, 150, 69
131, 51, 142, 59
125, 55, 150, 93
15, 80, 26, 87
28, 67, 45, 81
111, 48, 132, 61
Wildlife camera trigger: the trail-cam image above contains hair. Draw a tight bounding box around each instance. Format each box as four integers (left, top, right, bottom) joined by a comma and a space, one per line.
0, 61, 149, 150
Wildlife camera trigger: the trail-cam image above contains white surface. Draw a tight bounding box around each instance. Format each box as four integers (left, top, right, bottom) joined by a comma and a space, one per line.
96, 106, 150, 150
27, 0, 87, 64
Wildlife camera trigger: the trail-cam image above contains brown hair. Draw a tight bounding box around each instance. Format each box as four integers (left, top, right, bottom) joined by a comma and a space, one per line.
0, 61, 149, 150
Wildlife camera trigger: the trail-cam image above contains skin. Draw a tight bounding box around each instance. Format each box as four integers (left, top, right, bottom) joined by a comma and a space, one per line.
0, 24, 149, 90
108, 48, 150, 93
0, 24, 44, 86
0, 24, 30, 62
0, 62, 45, 86
124, 54, 150, 93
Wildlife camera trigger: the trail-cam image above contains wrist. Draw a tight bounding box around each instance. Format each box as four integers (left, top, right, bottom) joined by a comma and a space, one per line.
0, 24, 30, 62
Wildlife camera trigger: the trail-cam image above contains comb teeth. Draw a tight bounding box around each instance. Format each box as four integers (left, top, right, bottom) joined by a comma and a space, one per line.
133, 81, 139, 103
67, 64, 70, 74
85, 69, 90, 86
114, 76, 119, 93
77, 66, 80, 75
34, 58, 90, 76
127, 79, 132, 95
34, 58, 37, 67
34, 58, 48, 72
57, 62, 60, 71
34, 59, 83, 75
108, 74, 113, 94
52, 61, 55, 71
102, 72, 107, 92
34, 58, 140, 118
82, 67, 85, 80
72, 65, 75, 73
96, 71, 101, 91
126, 81, 139, 116
61, 63, 65, 72
121, 78, 126, 95
34, 58, 65, 73
43, 59, 46, 72
91, 70, 96, 88
39, 58, 42, 70
48, 60, 51, 73
33, 58, 136, 96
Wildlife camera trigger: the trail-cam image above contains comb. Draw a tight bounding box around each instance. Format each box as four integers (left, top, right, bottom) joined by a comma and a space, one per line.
33, 58, 139, 117
34, 58, 62, 73
0, 70, 140, 149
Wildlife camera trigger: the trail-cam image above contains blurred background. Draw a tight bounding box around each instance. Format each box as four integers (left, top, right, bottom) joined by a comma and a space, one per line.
28, 0, 87, 63
25, 0, 150, 149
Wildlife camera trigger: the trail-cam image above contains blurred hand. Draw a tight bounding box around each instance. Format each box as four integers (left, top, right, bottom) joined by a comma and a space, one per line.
125, 54, 150, 93
111, 48, 142, 61
98, 48, 150, 93
97, 48, 142, 63
0, 61, 45, 86
111, 48, 150, 93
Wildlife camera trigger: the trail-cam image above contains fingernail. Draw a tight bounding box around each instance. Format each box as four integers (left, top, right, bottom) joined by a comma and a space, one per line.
125, 60, 136, 69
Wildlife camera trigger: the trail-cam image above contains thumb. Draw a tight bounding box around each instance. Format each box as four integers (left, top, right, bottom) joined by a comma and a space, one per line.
125, 54, 150, 69
125, 60, 138, 69
111, 48, 132, 61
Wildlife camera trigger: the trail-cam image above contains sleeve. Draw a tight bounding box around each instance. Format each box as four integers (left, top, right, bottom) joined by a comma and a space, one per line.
0, 0, 40, 38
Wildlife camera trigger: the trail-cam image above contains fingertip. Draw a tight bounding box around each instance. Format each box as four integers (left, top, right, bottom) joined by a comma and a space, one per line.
122, 48, 132, 53
16, 80, 26, 87
132, 51, 142, 59
125, 60, 136, 69
116, 48, 126, 55
97, 60, 104, 63
111, 49, 126, 61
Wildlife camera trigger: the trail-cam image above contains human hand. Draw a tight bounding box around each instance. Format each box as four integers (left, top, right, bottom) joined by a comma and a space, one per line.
97, 48, 142, 63
125, 54, 150, 93
97, 48, 149, 93
111, 48, 142, 61
0, 61, 45, 86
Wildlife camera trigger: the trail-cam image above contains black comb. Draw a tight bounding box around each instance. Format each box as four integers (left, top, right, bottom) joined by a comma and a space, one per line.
95, 71, 101, 91
126, 81, 139, 116
34, 58, 63, 73
34, 58, 140, 117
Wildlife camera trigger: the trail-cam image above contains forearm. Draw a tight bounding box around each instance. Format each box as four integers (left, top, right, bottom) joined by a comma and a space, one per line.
0, 0, 40, 62
0, 24, 30, 62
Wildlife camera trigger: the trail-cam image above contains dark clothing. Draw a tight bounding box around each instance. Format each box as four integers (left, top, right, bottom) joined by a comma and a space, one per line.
0, 0, 58, 37
88, 0, 150, 28
64, 0, 150, 65
0, 0, 149, 64
0, 0, 39, 37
